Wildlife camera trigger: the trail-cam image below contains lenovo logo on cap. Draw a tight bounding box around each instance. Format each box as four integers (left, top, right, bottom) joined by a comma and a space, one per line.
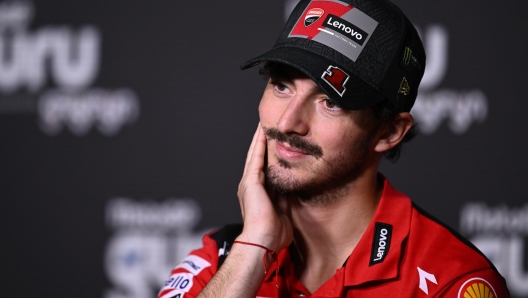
304, 8, 324, 27
323, 14, 369, 46
288, 0, 379, 62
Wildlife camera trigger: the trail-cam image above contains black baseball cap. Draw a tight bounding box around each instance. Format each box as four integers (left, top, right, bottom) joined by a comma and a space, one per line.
241, 0, 426, 112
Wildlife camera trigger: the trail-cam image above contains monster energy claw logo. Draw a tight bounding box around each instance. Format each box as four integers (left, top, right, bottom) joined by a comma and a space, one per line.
403, 47, 412, 66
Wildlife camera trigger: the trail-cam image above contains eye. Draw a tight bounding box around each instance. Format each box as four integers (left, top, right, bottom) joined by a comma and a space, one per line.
270, 79, 292, 95
275, 83, 287, 92
323, 98, 339, 109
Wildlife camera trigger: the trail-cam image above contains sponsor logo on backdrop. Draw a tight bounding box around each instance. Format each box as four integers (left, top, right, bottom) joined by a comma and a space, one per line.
460, 203, 528, 297
412, 25, 488, 135
0, 0, 139, 136
104, 198, 213, 298
284, 0, 488, 135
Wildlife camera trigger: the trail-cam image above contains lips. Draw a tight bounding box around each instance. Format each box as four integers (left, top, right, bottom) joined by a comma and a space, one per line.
275, 141, 310, 159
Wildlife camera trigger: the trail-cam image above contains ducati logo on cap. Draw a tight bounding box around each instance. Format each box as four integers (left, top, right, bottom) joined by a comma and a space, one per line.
322, 65, 349, 96
304, 8, 324, 27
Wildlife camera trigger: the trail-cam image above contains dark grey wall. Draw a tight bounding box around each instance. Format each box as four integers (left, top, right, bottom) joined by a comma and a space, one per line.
0, 0, 526, 297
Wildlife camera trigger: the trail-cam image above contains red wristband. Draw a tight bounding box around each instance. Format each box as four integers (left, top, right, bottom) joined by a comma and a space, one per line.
233, 240, 279, 289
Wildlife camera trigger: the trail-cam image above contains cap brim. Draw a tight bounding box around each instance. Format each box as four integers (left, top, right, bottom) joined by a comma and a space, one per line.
241, 47, 385, 110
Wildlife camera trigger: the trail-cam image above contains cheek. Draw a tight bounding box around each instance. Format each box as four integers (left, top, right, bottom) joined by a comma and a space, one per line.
320, 134, 349, 154
314, 117, 348, 142
258, 100, 269, 126
258, 93, 280, 126
315, 122, 362, 154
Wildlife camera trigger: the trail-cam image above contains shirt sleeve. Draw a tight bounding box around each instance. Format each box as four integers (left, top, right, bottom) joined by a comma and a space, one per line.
157, 231, 220, 298
435, 268, 510, 298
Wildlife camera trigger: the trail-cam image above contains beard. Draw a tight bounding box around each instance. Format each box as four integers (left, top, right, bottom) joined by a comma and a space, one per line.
263, 127, 377, 206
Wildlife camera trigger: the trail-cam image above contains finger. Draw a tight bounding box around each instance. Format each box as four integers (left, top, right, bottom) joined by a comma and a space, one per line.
243, 123, 262, 176
246, 124, 267, 177
240, 203, 245, 220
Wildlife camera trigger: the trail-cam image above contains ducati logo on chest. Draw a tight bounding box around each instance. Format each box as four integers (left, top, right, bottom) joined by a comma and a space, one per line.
304, 8, 324, 27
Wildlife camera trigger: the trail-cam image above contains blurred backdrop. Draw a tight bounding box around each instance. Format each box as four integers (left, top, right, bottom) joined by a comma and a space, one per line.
0, 0, 527, 297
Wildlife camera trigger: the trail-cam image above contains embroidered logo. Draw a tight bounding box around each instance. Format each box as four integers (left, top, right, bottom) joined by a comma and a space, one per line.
304, 8, 324, 27
401, 46, 422, 71
403, 47, 412, 65
321, 65, 349, 96
288, 0, 379, 61
322, 14, 369, 46
398, 77, 410, 95
417, 267, 438, 295
174, 255, 211, 275
161, 273, 194, 294
369, 222, 392, 265
457, 278, 497, 298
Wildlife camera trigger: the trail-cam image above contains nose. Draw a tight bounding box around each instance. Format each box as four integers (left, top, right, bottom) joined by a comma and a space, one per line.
277, 95, 310, 136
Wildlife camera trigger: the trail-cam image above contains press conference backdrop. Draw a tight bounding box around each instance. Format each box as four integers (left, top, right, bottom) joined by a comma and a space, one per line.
0, 0, 526, 297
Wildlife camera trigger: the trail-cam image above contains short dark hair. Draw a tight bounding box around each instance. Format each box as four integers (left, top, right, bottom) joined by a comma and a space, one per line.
259, 62, 417, 163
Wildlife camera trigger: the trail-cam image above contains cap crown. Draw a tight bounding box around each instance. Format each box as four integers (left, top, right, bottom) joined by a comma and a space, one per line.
242, 0, 426, 111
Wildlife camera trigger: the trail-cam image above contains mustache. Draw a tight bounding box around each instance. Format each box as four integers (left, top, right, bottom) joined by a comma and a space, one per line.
264, 127, 323, 159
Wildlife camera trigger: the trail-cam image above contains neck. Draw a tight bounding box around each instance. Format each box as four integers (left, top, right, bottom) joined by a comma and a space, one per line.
288, 169, 382, 292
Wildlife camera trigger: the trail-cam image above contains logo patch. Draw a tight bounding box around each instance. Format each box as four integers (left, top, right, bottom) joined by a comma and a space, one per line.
162, 272, 194, 293
322, 14, 368, 46
457, 278, 497, 298
398, 77, 410, 95
321, 65, 349, 96
401, 46, 422, 73
175, 255, 211, 275
304, 8, 324, 27
417, 267, 438, 295
288, 0, 378, 61
403, 47, 412, 65
369, 222, 392, 265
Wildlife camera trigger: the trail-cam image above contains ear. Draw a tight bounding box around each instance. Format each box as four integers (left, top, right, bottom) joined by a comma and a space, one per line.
374, 112, 414, 153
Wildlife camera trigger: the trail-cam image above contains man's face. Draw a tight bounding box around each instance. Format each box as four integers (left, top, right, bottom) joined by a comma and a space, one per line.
258, 64, 381, 201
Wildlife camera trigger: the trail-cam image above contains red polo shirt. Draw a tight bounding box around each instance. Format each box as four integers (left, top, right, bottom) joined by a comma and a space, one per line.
158, 178, 509, 298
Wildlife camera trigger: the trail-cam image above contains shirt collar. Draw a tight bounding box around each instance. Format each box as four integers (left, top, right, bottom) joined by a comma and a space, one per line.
343, 176, 412, 286
263, 176, 412, 287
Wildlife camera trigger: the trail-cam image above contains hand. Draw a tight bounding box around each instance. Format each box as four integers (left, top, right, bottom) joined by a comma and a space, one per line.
237, 123, 293, 253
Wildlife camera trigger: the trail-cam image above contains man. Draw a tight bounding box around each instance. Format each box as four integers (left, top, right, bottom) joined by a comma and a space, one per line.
159, 0, 509, 297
